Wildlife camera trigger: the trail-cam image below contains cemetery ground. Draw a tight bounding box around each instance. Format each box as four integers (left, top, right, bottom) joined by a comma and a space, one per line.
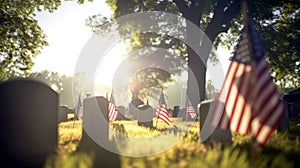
45, 116, 300, 168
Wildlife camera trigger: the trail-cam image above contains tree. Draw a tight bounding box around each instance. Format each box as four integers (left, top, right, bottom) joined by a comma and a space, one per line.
258, 3, 300, 89
129, 67, 172, 101
88, 0, 299, 107
206, 80, 218, 100
86, 13, 187, 103
0, 0, 91, 80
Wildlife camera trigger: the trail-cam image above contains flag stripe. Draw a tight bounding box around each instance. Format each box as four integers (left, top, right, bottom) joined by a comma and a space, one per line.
108, 91, 119, 121
78, 105, 83, 120
210, 62, 236, 127
76, 95, 83, 120
229, 65, 249, 132
108, 102, 119, 121
187, 99, 197, 119
156, 92, 171, 126
218, 62, 240, 128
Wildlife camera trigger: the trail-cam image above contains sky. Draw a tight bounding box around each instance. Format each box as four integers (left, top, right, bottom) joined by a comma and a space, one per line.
33, 0, 231, 92
33, 0, 112, 76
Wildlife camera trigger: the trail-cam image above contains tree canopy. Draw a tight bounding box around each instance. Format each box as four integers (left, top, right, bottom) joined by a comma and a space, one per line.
258, 2, 300, 89
85, 0, 300, 106
0, 0, 92, 80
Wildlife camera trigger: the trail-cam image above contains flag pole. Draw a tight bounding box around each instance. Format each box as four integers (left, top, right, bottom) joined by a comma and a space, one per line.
241, 0, 262, 150
155, 88, 164, 128
155, 89, 161, 128
155, 112, 159, 128
185, 96, 188, 122
73, 93, 81, 128
72, 107, 76, 128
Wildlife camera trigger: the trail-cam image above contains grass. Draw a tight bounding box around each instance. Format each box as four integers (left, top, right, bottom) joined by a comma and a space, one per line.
45, 116, 300, 168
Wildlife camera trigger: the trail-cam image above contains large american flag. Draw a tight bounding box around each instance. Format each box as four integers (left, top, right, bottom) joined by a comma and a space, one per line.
76, 95, 83, 120
187, 98, 197, 119
156, 91, 171, 126
210, 15, 284, 144
108, 91, 119, 121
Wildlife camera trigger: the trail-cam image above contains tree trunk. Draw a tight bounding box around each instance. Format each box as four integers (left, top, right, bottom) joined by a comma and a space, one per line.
186, 15, 213, 108
131, 89, 139, 102
130, 89, 144, 107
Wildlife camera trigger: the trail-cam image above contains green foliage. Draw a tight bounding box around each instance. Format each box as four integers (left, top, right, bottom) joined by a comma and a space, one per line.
129, 68, 174, 100
0, 0, 92, 80
259, 2, 300, 88
0, 1, 59, 80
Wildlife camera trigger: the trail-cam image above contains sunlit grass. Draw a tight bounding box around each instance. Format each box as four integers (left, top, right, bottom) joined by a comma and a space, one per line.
58, 120, 82, 153
48, 116, 300, 167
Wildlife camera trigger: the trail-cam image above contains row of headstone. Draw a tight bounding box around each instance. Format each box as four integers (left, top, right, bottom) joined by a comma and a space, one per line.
0, 79, 121, 167
3, 78, 288, 166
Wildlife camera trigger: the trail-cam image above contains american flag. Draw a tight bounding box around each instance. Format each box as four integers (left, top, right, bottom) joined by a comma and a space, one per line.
187, 98, 197, 119
77, 95, 83, 120
108, 91, 119, 121
156, 91, 171, 126
210, 15, 284, 144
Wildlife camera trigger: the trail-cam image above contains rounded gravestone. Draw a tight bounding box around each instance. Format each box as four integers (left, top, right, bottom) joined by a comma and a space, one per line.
173, 106, 180, 117
137, 104, 154, 128
199, 100, 232, 144
58, 106, 69, 123
77, 96, 120, 168
0, 79, 58, 167
117, 106, 127, 120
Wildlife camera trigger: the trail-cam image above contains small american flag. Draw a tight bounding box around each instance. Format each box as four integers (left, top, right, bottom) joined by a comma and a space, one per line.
108, 91, 119, 121
77, 95, 83, 120
187, 98, 197, 119
156, 91, 171, 126
210, 14, 284, 144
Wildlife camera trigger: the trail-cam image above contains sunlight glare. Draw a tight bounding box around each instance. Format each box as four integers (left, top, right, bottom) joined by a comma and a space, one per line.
94, 41, 129, 96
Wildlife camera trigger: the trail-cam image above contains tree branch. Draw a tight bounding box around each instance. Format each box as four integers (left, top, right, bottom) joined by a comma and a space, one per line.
173, 0, 190, 18
137, 0, 146, 10
205, 0, 241, 41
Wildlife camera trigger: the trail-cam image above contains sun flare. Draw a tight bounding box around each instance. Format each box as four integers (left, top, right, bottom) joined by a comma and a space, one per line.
94, 41, 129, 96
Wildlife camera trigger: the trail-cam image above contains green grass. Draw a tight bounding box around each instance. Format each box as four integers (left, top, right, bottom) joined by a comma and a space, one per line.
45, 117, 300, 168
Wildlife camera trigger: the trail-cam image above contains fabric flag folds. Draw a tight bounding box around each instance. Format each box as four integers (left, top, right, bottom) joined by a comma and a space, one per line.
210, 15, 284, 144
76, 95, 83, 120
108, 91, 119, 121
187, 98, 197, 119
156, 91, 171, 126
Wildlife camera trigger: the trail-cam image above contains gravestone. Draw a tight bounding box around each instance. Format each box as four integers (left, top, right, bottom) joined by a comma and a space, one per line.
0, 79, 58, 167
179, 108, 187, 121
117, 106, 127, 120
199, 100, 232, 144
77, 96, 120, 168
278, 99, 289, 132
173, 106, 180, 117
137, 104, 154, 128
128, 98, 144, 119
58, 106, 69, 123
